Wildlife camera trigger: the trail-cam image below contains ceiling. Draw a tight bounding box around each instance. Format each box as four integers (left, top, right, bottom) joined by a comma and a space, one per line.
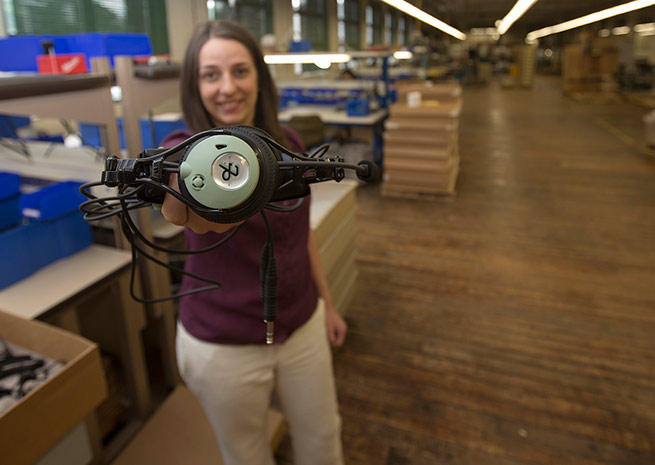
414, 0, 655, 40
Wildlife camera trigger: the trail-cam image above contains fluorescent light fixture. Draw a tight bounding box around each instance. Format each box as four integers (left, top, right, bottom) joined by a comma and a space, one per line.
526, 0, 655, 41
634, 22, 655, 33
264, 53, 352, 67
612, 26, 631, 35
497, 0, 540, 35
598, 28, 611, 37
379, 0, 467, 40
393, 50, 413, 60
470, 27, 498, 35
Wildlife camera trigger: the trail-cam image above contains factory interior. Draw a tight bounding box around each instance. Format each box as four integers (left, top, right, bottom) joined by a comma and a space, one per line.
0, 1, 654, 464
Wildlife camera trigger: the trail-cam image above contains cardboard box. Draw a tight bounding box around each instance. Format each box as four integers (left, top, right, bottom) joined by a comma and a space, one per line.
385, 139, 457, 161
0, 310, 107, 465
396, 82, 462, 104
390, 100, 462, 119
111, 385, 285, 465
385, 116, 459, 132
384, 153, 458, 174
385, 129, 455, 148
382, 164, 459, 197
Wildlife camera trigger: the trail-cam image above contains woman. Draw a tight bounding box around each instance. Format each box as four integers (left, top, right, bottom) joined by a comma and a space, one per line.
160, 21, 346, 465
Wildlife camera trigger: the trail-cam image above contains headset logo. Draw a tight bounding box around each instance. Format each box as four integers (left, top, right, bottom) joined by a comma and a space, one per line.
212, 151, 249, 190
220, 162, 240, 181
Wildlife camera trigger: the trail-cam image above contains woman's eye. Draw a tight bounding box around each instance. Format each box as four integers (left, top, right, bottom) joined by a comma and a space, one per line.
234, 68, 249, 77
201, 71, 219, 81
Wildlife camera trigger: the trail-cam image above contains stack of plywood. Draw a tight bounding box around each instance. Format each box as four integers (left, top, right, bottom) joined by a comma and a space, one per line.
382, 82, 462, 197
310, 180, 359, 314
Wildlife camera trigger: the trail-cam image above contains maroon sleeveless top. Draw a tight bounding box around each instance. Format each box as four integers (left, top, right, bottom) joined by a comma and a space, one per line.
161, 126, 318, 344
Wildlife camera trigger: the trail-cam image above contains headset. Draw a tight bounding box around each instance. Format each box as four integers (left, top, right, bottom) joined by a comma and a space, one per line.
80, 125, 378, 343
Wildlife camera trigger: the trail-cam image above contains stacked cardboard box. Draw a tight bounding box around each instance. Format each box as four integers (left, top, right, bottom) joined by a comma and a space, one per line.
382, 82, 462, 197
110, 385, 285, 465
562, 44, 619, 94
310, 180, 359, 314
395, 81, 461, 104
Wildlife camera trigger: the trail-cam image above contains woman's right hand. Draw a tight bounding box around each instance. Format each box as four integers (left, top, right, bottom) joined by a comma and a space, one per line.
161, 174, 242, 234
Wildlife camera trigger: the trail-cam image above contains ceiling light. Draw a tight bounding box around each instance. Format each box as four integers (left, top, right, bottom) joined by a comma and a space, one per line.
612, 26, 631, 35
378, 0, 467, 40
598, 29, 611, 37
264, 53, 352, 66
634, 22, 655, 33
497, 0, 540, 35
526, 0, 655, 41
471, 27, 497, 35
393, 50, 413, 60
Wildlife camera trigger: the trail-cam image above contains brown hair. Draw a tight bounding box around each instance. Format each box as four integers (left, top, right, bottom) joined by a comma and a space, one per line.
180, 21, 284, 143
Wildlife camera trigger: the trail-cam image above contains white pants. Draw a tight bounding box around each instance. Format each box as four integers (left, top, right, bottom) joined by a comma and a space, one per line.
176, 300, 344, 465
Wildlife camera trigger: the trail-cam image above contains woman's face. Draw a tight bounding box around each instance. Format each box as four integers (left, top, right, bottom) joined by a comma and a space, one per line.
198, 37, 258, 127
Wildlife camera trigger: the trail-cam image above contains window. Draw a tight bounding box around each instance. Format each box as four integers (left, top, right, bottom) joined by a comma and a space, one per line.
3, 0, 170, 54
208, 0, 272, 40
292, 0, 328, 51
292, 0, 328, 74
384, 11, 391, 45
337, 0, 359, 51
406, 16, 414, 45
390, 11, 397, 45
365, 5, 372, 47
398, 16, 405, 46
365, 2, 383, 47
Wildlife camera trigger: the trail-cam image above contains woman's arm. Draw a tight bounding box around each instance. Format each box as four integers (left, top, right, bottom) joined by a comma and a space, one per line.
307, 229, 348, 347
161, 174, 242, 234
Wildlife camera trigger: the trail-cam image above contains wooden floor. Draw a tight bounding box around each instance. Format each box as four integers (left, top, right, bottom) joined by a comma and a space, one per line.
275, 76, 655, 465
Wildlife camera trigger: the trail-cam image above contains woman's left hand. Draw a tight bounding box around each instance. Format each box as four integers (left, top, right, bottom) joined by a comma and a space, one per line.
325, 303, 348, 347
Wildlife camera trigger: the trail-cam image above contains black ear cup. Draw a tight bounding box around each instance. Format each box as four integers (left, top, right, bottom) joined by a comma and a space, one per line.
178, 127, 280, 224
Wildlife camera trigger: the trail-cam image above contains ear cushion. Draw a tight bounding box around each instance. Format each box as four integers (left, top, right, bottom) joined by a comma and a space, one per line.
182, 127, 279, 224
227, 125, 273, 142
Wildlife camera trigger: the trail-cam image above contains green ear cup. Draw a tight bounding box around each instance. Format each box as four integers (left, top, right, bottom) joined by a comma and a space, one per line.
179, 134, 260, 209
177, 129, 279, 224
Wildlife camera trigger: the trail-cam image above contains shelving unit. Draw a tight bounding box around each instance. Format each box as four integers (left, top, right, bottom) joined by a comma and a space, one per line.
0, 59, 151, 464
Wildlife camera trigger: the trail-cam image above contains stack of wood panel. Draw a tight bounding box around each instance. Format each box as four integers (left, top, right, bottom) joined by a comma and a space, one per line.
310, 180, 359, 314
382, 82, 462, 197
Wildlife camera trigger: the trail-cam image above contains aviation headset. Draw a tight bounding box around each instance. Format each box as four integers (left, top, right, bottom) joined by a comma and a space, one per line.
80, 125, 377, 343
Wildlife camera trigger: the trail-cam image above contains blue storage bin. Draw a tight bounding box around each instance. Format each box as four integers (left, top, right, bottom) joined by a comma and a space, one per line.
0, 172, 21, 230
0, 223, 34, 289
288, 40, 311, 52
20, 181, 93, 265
25, 221, 61, 271
0, 33, 152, 72
0, 114, 32, 138
63, 32, 153, 68
55, 209, 94, 258
346, 98, 370, 117
0, 35, 42, 72
138, 118, 188, 148
79, 117, 187, 150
